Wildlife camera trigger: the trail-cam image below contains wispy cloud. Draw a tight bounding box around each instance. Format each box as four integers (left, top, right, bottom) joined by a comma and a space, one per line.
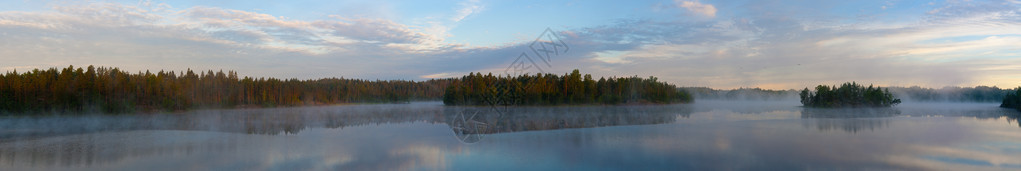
0, 1, 1019, 90
452, 0, 483, 22
0, 2, 463, 78
675, 0, 717, 17
534, 1, 1021, 89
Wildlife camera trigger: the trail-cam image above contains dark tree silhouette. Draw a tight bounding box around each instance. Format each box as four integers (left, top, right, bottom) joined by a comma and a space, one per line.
0, 65, 453, 114
443, 69, 693, 106
800, 82, 901, 108
1001, 87, 1021, 111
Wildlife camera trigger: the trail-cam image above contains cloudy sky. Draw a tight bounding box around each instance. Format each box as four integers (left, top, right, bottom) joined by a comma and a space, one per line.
1, 0, 1019, 89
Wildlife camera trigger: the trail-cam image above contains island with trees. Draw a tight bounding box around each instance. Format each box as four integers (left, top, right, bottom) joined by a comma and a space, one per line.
443, 69, 692, 106
1002, 87, 1021, 111
799, 82, 902, 108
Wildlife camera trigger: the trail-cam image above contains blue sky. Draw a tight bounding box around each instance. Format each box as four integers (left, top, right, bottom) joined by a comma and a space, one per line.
1, 0, 1020, 89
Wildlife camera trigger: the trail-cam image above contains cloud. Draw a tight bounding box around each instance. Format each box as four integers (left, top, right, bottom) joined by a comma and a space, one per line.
452, 0, 483, 22
509, 1, 1021, 89
675, 0, 717, 17
179, 6, 442, 54
1, 1, 1020, 90
0, 3, 461, 83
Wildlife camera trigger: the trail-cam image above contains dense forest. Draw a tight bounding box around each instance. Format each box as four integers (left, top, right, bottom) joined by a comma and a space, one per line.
0, 65, 452, 114
1002, 87, 1021, 111
443, 69, 692, 106
800, 82, 902, 108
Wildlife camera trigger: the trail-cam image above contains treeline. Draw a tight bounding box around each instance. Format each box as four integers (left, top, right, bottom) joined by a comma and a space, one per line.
681, 86, 1011, 102
1002, 87, 1021, 111
680, 87, 797, 101
800, 82, 902, 108
887, 86, 1010, 102
443, 69, 692, 106
0, 65, 452, 114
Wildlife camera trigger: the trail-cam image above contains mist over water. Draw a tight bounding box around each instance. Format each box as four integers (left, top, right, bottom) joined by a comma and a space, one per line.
2, 0, 1020, 170
683, 86, 1017, 103
1, 100, 1019, 170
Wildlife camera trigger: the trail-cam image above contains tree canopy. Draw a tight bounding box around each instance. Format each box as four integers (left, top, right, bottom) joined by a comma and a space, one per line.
1001, 87, 1021, 111
443, 69, 692, 106
0, 65, 452, 114
799, 82, 902, 108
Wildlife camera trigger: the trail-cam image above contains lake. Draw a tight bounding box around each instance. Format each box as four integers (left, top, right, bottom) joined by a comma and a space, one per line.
1, 101, 1020, 170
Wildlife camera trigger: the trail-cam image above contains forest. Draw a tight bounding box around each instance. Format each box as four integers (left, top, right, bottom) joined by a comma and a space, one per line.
442, 69, 693, 106
0, 65, 452, 114
800, 82, 902, 108
1002, 87, 1021, 111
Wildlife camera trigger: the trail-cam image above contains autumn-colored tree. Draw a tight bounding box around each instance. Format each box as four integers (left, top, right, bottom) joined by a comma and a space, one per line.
0, 65, 454, 115
443, 69, 693, 106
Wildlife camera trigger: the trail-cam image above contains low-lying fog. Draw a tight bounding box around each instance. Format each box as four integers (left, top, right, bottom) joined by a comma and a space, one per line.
1, 100, 1019, 170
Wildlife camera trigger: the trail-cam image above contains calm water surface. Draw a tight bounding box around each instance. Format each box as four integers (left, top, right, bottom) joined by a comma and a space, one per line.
1, 101, 1020, 170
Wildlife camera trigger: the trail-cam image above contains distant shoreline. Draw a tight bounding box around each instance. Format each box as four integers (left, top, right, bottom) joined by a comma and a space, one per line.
2, 66, 1017, 115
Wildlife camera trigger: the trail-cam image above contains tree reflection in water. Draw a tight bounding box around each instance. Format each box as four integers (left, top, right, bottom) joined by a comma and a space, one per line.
799, 104, 1021, 133
0, 103, 695, 168
0, 104, 447, 141
893, 104, 1021, 128
445, 105, 692, 143
0, 103, 694, 144
2, 102, 1019, 169
449, 109, 490, 144
800, 108, 900, 133
1007, 113, 1021, 127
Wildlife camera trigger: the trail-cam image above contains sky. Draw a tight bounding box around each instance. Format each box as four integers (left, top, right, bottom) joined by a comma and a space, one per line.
0, 0, 1020, 89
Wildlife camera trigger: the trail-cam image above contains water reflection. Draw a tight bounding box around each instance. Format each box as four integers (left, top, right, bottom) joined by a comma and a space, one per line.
797, 103, 1021, 133
0, 103, 447, 141
804, 118, 892, 133
2, 102, 1021, 170
800, 108, 901, 118
891, 103, 1021, 128
971, 111, 1021, 128
799, 108, 899, 133
445, 105, 692, 143
0, 103, 697, 168
449, 109, 489, 144
0, 103, 695, 144
1001, 112, 1021, 128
